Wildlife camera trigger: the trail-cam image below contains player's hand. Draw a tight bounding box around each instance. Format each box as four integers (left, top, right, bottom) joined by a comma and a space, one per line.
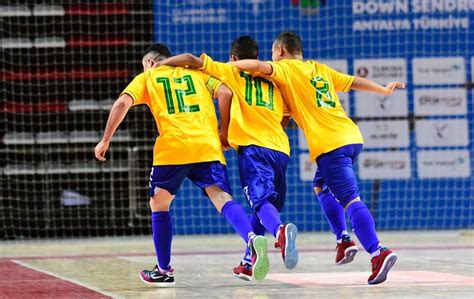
383, 82, 405, 95
219, 133, 231, 151
151, 61, 162, 68
94, 140, 110, 161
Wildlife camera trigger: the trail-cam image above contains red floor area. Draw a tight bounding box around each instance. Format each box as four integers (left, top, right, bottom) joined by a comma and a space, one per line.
0, 261, 109, 299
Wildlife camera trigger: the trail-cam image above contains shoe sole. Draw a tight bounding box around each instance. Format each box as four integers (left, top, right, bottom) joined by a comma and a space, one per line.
284, 223, 298, 270
252, 236, 269, 281
233, 273, 252, 282
336, 246, 358, 265
139, 273, 176, 287
368, 253, 398, 285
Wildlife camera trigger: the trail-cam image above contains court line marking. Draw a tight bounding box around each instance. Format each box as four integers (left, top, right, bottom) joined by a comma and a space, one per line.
2, 244, 473, 261
12, 259, 119, 298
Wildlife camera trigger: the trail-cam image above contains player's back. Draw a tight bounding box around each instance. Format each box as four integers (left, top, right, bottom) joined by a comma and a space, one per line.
122, 65, 225, 165
269, 59, 363, 160
201, 54, 289, 156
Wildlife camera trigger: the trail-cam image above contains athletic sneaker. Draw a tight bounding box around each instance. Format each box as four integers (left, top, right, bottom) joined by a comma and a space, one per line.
140, 265, 175, 287
233, 262, 252, 281
274, 223, 298, 269
249, 235, 269, 281
368, 247, 397, 285
335, 236, 358, 265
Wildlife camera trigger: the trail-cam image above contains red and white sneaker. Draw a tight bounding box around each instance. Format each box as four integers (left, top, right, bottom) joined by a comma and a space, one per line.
335, 237, 358, 265
233, 262, 252, 281
368, 247, 397, 285
274, 223, 298, 269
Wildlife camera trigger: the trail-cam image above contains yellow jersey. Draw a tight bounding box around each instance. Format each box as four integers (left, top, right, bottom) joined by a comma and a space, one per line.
121, 66, 225, 165
200, 54, 290, 156
268, 59, 363, 160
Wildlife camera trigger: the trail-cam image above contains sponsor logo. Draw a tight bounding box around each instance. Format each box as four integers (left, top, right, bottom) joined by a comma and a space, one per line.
363, 158, 407, 170
418, 96, 462, 107
356, 66, 405, 80
417, 150, 470, 178
416, 64, 462, 75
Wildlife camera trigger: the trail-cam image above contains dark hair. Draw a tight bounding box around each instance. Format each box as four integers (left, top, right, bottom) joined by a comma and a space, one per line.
143, 43, 172, 61
274, 31, 302, 55
230, 36, 259, 60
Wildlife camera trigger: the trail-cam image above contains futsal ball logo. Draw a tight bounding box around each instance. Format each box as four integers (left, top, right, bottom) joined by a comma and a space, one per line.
291, 0, 327, 15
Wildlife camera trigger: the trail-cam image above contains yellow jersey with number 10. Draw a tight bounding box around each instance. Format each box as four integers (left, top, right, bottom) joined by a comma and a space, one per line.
200, 54, 290, 156
121, 66, 225, 165
268, 59, 363, 161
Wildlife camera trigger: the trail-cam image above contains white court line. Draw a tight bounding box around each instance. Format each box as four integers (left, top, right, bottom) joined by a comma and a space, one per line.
12, 259, 120, 299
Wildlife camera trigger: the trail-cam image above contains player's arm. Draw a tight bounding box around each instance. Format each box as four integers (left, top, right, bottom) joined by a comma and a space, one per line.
230, 59, 273, 75
351, 77, 405, 95
155, 53, 203, 69
215, 84, 233, 150
95, 94, 133, 161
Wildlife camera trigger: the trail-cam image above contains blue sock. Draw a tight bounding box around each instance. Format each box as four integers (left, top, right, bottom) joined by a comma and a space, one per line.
256, 200, 282, 237
151, 211, 172, 271
347, 201, 381, 254
242, 214, 266, 264
317, 188, 349, 241
221, 201, 253, 244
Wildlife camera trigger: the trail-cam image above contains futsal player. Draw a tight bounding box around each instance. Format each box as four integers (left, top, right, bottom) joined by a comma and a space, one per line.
230, 31, 405, 285
94, 43, 269, 286
155, 36, 299, 281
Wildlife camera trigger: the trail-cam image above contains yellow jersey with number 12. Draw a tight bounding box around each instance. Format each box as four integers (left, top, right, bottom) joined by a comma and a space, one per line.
200, 54, 290, 156
268, 59, 363, 161
121, 66, 225, 165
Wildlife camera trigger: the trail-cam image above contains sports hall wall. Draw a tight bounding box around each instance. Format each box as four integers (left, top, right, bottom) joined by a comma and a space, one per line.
1, 1, 472, 239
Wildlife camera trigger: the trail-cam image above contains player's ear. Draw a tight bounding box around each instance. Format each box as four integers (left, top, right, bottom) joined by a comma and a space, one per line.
230, 55, 237, 62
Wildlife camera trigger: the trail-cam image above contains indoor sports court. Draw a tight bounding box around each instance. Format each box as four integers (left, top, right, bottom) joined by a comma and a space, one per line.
1, 1, 473, 298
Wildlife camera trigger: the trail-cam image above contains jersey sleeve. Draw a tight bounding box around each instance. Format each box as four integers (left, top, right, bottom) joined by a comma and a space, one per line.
199, 53, 235, 80
268, 61, 291, 85
205, 76, 223, 98
120, 72, 151, 105
325, 65, 355, 92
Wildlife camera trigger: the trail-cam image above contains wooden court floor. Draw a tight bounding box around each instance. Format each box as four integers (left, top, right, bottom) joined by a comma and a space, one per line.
1, 231, 473, 298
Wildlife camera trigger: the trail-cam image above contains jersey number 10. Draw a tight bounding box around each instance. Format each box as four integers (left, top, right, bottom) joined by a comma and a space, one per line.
240, 72, 274, 111
156, 75, 200, 114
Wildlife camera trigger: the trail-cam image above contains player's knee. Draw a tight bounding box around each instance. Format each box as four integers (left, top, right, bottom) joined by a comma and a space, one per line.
314, 186, 323, 195
206, 185, 232, 213
343, 197, 361, 209
149, 189, 174, 212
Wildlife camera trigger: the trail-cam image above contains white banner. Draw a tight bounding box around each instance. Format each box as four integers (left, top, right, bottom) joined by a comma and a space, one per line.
299, 153, 317, 182
412, 57, 465, 85
415, 119, 469, 147
320, 59, 350, 113
417, 150, 470, 178
414, 88, 467, 116
353, 58, 407, 85
358, 151, 411, 179
298, 128, 308, 150
359, 120, 410, 149
355, 89, 408, 117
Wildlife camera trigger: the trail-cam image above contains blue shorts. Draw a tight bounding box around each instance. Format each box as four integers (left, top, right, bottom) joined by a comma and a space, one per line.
148, 161, 232, 197
238, 145, 289, 212
313, 144, 363, 207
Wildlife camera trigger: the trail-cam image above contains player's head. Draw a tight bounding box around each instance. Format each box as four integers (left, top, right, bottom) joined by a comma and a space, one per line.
272, 31, 303, 61
142, 43, 172, 70
230, 35, 259, 61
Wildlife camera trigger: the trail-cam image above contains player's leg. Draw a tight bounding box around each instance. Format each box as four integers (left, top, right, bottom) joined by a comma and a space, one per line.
189, 161, 269, 281
238, 146, 298, 270
318, 144, 397, 284
140, 165, 188, 287
313, 171, 357, 265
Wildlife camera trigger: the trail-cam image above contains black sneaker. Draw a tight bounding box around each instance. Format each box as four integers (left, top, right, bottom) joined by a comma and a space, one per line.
140, 265, 175, 287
